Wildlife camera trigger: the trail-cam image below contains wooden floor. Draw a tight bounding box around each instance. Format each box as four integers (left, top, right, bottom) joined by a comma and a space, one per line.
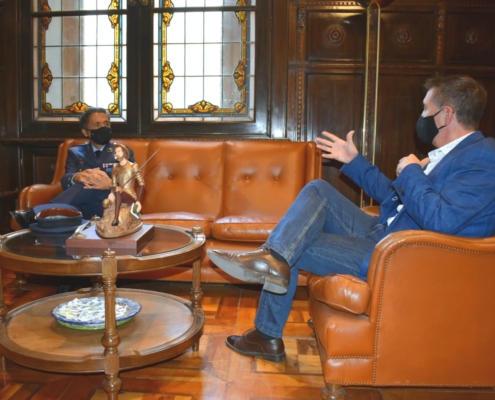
1, 271, 494, 400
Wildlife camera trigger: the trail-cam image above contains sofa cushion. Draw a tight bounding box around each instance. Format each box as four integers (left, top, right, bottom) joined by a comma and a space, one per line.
222, 141, 312, 218
212, 215, 278, 242
141, 141, 225, 219
308, 274, 371, 315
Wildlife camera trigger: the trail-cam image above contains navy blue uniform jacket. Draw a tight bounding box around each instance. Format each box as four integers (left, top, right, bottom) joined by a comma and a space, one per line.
53, 142, 135, 218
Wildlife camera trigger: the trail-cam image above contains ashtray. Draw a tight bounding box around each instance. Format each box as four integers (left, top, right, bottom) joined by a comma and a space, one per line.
51, 296, 141, 330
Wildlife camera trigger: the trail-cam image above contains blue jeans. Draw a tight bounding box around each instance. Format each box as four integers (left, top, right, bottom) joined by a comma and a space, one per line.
255, 179, 384, 338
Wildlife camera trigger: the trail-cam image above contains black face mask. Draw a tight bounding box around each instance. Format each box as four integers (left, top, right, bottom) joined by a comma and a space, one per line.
416, 109, 446, 145
89, 126, 112, 146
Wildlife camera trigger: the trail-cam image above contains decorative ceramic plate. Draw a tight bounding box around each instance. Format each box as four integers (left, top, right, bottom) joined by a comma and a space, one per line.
51, 297, 141, 330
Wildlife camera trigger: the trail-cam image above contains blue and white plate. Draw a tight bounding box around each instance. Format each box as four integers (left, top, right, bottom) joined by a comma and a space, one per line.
51, 297, 141, 330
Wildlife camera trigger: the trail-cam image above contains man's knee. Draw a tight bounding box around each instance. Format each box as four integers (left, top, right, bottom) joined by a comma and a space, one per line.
307, 179, 333, 190
305, 179, 339, 198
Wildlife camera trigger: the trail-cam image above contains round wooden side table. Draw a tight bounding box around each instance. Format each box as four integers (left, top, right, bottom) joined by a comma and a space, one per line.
0, 224, 206, 400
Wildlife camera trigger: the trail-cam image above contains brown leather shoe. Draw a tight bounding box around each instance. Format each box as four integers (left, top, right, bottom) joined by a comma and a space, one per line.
226, 328, 286, 362
209, 247, 290, 294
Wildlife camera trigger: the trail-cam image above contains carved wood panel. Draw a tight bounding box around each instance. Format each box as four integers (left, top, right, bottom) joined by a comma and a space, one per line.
380, 11, 437, 63
306, 73, 364, 204
0, 4, 3, 139
444, 12, 495, 65
307, 11, 366, 62
374, 73, 431, 181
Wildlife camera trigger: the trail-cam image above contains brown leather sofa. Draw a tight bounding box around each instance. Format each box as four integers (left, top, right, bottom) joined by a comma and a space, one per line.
13, 138, 321, 284
308, 228, 495, 399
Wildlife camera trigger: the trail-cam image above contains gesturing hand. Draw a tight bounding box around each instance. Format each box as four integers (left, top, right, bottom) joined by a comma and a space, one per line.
315, 130, 359, 164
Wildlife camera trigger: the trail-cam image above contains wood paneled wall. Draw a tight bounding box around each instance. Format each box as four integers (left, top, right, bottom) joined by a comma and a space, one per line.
286, 0, 495, 205
0, 0, 494, 233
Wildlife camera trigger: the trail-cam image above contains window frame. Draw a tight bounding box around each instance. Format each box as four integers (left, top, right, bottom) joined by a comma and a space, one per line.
19, 1, 270, 138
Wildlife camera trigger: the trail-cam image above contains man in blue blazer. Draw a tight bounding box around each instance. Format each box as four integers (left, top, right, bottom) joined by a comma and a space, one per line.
12, 107, 135, 226
209, 75, 495, 362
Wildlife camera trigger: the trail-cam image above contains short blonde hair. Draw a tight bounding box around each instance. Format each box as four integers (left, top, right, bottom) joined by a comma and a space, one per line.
425, 75, 487, 130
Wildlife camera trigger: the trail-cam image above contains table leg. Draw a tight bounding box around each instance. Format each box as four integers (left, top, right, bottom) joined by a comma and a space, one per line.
101, 250, 122, 400
190, 258, 203, 352
12, 273, 27, 288
0, 268, 7, 323
0, 267, 7, 370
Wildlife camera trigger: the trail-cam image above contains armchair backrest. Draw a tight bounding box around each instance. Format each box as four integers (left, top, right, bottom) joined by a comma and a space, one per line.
366, 230, 495, 385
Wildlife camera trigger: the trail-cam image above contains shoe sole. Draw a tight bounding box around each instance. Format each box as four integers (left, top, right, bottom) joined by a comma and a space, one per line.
209, 251, 288, 294
225, 339, 286, 362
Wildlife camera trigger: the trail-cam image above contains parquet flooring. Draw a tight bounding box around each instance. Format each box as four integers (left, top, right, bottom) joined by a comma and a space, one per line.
0, 271, 494, 400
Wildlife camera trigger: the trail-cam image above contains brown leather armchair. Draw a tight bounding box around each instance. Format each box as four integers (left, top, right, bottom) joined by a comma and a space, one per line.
307, 229, 495, 399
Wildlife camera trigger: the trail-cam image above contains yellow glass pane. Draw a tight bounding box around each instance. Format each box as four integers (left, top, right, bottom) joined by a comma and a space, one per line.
33, 2, 126, 120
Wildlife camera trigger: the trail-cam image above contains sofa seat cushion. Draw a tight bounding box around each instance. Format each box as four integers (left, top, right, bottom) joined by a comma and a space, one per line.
141, 212, 214, 237
211, 216, 278, 242
308, 274, 371, 315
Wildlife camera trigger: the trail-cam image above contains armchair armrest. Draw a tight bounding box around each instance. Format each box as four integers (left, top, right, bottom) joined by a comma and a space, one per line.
18, 183, 63, 209
361, 205, 379, 216
308, 274, 371, 315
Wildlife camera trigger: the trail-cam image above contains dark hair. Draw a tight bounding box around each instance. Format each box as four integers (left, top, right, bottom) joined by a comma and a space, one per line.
79, 107, 109, 130
113, 143, 130, 160
424, 75, 487, 130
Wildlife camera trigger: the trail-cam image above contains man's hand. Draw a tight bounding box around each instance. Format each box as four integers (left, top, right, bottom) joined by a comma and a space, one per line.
315, 130, 359, 164
76, 168, 111, 190
396, 155, 429, 176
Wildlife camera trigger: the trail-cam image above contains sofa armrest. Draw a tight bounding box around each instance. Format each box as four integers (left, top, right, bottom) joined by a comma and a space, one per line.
18, 183, 63, 210
11, 184, 63, 230
308, 274, 371, 315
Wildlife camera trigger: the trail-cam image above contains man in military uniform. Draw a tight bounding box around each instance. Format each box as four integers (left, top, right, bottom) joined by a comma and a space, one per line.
12, 107, 135, 227
51, 107, 135, 219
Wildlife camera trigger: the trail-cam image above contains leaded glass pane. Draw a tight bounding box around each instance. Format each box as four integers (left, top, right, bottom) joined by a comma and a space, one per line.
32, 0, 126, 121
154, 2, 256, 122
154, 0, 255, 6
34, 0, 128, 12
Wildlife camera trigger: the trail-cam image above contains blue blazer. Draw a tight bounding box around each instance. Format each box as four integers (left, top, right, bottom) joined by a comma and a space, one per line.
342, 131, 495, 278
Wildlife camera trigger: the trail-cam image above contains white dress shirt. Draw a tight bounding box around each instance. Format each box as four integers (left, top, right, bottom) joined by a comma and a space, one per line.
387, 132, 475, 226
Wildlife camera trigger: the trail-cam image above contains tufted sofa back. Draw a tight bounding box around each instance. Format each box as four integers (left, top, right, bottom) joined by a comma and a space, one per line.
50, 138, 321, 225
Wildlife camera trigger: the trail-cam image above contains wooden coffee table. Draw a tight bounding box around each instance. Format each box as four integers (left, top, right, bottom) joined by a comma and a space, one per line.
0, 224, 206, 400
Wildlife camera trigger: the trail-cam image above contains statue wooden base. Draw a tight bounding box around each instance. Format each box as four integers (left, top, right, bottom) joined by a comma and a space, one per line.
66, 224, 154, 256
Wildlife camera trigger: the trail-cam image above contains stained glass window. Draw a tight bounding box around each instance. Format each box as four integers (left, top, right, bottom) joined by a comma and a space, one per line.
154, 0, 256, 121
32, 0, 127, 121
30, 0, 261, 132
